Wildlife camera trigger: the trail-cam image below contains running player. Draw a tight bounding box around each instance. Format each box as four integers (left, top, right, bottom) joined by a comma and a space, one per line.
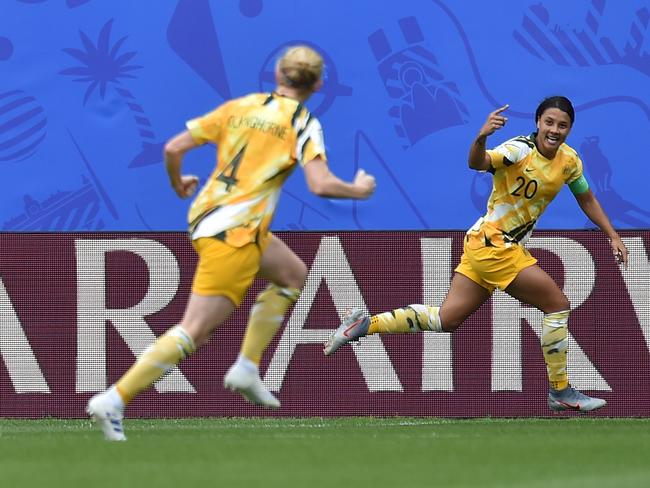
324, 96, 627, 413
87, 45, 376, 440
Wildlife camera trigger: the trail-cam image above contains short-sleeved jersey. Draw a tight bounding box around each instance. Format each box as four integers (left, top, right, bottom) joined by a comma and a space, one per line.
466, 133, 583, 248
186, 92, 326, 247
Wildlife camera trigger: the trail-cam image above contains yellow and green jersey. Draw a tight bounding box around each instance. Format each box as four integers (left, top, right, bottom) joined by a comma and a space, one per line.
186, 92, 326, 247
467, 133, 584, 248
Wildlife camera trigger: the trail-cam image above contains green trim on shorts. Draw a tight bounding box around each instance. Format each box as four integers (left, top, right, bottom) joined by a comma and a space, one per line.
568, 175, 589, 195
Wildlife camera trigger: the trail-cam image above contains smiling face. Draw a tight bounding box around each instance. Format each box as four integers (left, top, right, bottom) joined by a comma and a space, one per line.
535, 107, 572, 159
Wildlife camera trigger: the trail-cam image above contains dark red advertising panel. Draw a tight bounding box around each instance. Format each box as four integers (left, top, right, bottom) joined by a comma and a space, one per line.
0, 231, 648, 417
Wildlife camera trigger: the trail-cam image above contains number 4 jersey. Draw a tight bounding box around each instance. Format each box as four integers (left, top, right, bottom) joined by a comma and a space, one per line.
466, 133, 583, 249
185, 92, 326, 247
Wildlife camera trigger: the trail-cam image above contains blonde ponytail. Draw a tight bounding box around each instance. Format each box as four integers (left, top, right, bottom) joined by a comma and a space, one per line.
277, 45, 323, 90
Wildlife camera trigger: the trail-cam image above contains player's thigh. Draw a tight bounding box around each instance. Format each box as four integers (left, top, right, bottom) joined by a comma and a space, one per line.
257, 234, 307, 289
439, 272, 492, 331
505, 264, 570, 313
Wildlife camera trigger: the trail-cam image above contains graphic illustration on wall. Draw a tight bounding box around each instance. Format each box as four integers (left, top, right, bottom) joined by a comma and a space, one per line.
353, 130, 429, 228
3, 131, 118, 231
60, 19, 164, 168
278, 189, 331, 231
0, 37, 13, 61
470, 172, 493, 215
259, 41, 353, 117
514, 1, 650, 75
580, 136, 650, 227
16, 0, 92, 6
0, 90, 47, 163
66, 0, 92, 7
4, 179, 105, 231
167, 0, 231, 100
368, 16, 469, 148
239, 0, 263, 18
2, 0, 649, 231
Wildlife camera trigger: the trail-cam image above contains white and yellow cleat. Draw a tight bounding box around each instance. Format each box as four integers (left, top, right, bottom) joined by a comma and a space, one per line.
86, 389, 127, 441
323, 308, 370, 356
224, 358, 280, 410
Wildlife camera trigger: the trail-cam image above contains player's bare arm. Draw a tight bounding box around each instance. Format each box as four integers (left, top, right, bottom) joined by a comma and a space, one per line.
303, 157, 376, 199
164, 130, 201, 199
574, 188, 629, 268
468, 104, 509, 171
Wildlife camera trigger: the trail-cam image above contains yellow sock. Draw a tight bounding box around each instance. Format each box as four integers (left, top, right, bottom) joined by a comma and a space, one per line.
115, 326, 195, 405
368, 305, 442, 334
240, 284, 300, 365
541, 310, 570, 390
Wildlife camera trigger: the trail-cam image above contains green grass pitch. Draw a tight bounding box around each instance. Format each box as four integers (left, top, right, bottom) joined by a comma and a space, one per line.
1, 417, 650, 488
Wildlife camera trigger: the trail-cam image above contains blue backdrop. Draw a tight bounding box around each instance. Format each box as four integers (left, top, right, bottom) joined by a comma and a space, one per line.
2, 0, 649, 231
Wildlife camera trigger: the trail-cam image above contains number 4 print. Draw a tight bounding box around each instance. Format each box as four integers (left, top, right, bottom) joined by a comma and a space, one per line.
217, 145, 246, 191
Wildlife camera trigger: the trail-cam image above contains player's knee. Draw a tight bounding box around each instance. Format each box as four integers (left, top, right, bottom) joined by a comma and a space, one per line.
278, 259, 307, 289
546, 295, 570, 314
182, 328, 207, 348
293, 260, 308, 287
180, 318, 217, 347
440, 315, 462, 332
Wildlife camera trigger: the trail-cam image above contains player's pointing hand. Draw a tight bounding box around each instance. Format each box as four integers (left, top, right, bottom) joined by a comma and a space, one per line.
479, 104, 509, 138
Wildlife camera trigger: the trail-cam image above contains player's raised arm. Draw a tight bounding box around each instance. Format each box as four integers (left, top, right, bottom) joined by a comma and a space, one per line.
468, 104, 509, 171
303, 158, 376, 199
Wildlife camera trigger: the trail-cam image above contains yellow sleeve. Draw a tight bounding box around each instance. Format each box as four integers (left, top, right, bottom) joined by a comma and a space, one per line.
487, 137, 534, 171
566, 154, 584, 185
185, 102, 229, 144
296, 116, 327, 165
486, 149, 505, 170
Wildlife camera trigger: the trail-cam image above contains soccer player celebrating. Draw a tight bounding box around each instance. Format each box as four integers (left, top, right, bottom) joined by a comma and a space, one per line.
324, 96, 628, 413
87, 45, 376, 441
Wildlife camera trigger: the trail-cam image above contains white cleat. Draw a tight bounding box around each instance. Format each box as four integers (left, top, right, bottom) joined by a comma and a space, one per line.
323, 308, 370, 356
224, 362, 280, 410
86, 392, 127, 441
548, 385, 607, 413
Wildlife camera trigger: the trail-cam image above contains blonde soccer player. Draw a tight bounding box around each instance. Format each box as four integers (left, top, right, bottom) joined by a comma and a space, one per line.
87, 45, 376, 441
325, 96, 628, 413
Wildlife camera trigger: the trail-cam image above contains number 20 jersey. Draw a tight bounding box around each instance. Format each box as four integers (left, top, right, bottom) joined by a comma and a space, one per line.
467, 133, 583, 248
185, 92, 326, 247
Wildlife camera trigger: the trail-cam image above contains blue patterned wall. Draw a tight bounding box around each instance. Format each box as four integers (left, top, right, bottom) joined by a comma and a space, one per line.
2, 0, 649, 231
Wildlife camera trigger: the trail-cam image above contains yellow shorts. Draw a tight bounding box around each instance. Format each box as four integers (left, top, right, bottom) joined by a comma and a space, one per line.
191, 237, 262, 306
455, 240, 537, 293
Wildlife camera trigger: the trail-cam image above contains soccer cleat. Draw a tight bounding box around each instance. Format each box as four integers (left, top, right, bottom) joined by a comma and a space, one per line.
548, 385, 607, 412
223, 363, 280, 409
86, 392, 127, 441
323, 308, 370, 356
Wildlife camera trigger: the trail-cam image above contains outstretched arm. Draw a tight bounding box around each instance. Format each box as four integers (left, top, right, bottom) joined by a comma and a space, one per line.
303, 158, 376, 199
574, 189, 629, 268
164, 130, 201, 199
468, 104, 509, 171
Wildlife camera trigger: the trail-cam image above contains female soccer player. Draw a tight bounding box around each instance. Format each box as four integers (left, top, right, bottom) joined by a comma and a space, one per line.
87, 45, 376, 440
324, 96, 628, 413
